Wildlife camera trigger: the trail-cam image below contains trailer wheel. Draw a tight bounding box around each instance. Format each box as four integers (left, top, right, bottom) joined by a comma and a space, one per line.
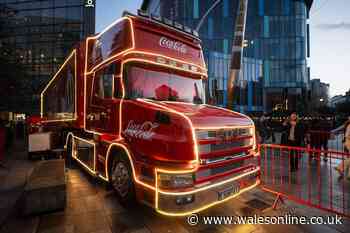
110, 153, 136, 206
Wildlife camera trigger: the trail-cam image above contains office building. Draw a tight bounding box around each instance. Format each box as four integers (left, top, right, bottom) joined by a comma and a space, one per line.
330, 90, 350, 109
141, 0, 313, 113
0, 0, 95, 113
310, 79, 330, 110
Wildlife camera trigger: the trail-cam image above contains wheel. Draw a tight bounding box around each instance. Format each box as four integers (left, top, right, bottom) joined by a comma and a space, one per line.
110, 154, 136, 206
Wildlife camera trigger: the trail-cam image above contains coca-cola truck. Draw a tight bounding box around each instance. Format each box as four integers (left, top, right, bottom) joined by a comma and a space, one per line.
29, 11, 260, 216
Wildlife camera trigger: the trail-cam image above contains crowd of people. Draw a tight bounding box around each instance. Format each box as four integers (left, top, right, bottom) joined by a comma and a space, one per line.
255, 112, 350, 179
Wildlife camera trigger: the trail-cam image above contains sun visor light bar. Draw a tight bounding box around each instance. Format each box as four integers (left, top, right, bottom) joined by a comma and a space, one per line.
163, 18, 173, 26
151, 13, 162, 22
184, 26, 192, 34
137, 9, 148, 17
134, 9, 199, 39
174, 22, 183, 30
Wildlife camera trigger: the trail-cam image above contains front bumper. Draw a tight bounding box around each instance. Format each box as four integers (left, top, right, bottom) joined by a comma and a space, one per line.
155, 166, 260, 216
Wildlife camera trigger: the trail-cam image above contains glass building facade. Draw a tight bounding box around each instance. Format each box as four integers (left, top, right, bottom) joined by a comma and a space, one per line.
142, 0, 312, 113
0, 0, 95, 113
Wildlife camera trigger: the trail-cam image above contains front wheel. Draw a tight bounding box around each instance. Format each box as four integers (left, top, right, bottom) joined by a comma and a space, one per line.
110, 155, 136, 206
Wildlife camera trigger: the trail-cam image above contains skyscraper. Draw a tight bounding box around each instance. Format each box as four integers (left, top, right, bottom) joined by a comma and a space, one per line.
0, 0, 95, 113
141, 0, 313, 113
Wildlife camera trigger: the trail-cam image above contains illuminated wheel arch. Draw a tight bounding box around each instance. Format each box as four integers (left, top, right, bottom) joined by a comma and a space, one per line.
105, 144, 137, 205
106, 145, 134, 180
105, 143, 156, 191
64, 132, 75, 150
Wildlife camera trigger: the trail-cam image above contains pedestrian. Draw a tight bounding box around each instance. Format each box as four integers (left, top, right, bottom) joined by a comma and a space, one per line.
5, 120, 14, 151
259, 112, 275, 143
266, 114, 276, 143
0, 119, 6, 167
282, 112, 306, 172
258, 113, 269, 143
335, 117, 350, 179
308, 116, 321, 159
318, 116, 332, 161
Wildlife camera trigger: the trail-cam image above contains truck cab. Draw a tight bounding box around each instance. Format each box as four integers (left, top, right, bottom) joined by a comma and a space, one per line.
34, 11, 260, 216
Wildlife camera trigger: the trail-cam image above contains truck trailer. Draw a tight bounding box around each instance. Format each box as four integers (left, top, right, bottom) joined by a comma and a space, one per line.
28, 11, 260, 216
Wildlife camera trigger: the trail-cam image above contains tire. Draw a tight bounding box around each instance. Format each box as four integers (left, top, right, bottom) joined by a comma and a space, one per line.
109, 153, 136, 206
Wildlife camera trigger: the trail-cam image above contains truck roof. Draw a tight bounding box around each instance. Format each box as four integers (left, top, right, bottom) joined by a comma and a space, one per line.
85, 10, 207, 75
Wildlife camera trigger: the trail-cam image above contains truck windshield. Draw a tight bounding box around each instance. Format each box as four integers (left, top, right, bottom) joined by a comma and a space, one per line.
124, 64, 205, 104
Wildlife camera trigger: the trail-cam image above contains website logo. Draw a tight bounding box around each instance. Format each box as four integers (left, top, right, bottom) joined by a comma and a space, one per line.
84, 0, 95, 8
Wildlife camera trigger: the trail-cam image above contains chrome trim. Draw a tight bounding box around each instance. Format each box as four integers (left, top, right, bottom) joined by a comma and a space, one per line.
200, 153, 246, 165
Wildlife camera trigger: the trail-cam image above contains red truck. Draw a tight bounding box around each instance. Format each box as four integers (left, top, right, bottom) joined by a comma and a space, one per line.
29, 11, 260, 216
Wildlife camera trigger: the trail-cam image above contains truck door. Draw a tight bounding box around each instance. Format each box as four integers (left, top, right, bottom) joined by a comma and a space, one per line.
86, 62, 121, 135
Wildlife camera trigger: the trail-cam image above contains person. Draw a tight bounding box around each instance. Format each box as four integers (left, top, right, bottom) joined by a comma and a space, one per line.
308, 116, 331, 161
283, 112, 306, 172
318, 117, 332, 161
258, 113, 269, 143
259, 113, 275, 143
0, 119, 6, 167
308, 117, 321, 160
335, 117, 350, 179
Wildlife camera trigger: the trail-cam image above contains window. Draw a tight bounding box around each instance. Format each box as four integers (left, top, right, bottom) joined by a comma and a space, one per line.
124, 63, 205, 104
93, 64, 116, 100
193, 0, 199, 19
208, 17, 213, 39
42, 52, 76, 120
67, 7, 81, 21
41, 9, 54, 24
223, 0, 229, 17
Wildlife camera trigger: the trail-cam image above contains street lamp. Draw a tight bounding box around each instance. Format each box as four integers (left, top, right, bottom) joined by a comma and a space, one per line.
195, 0, 223, 32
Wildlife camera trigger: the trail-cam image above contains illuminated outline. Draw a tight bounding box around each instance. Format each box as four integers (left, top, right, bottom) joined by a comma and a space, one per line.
122, 50, 207, 75
104, 141, 259, 216
83, 17, 134, 135
72, 135, 97, 175
59, 14, 260, 216
155, 179, 260, 216
40, 49, 77, 121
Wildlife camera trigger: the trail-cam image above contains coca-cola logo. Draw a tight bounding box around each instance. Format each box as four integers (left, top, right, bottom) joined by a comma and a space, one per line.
123, 120, 159, 140
159, 37, 187, 54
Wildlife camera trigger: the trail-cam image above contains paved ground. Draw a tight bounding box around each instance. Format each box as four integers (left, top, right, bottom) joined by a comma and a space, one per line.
0, 138, 35, 227
261, 146, 350, 217
1, 137, 350, 233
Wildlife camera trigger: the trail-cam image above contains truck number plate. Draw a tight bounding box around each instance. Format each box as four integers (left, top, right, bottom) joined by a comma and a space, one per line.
217, 183, 240, 201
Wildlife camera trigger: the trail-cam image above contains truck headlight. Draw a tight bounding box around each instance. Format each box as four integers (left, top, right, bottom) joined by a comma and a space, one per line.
158, 173, 194, 189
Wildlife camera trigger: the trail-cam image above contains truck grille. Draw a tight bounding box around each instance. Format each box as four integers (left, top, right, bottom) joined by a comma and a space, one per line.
195, 127, 257, 183
196, 127, 254, 158
195, 156, 258, 182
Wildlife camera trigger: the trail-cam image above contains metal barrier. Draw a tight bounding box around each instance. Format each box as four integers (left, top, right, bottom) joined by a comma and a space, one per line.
259, 144, 350, 218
